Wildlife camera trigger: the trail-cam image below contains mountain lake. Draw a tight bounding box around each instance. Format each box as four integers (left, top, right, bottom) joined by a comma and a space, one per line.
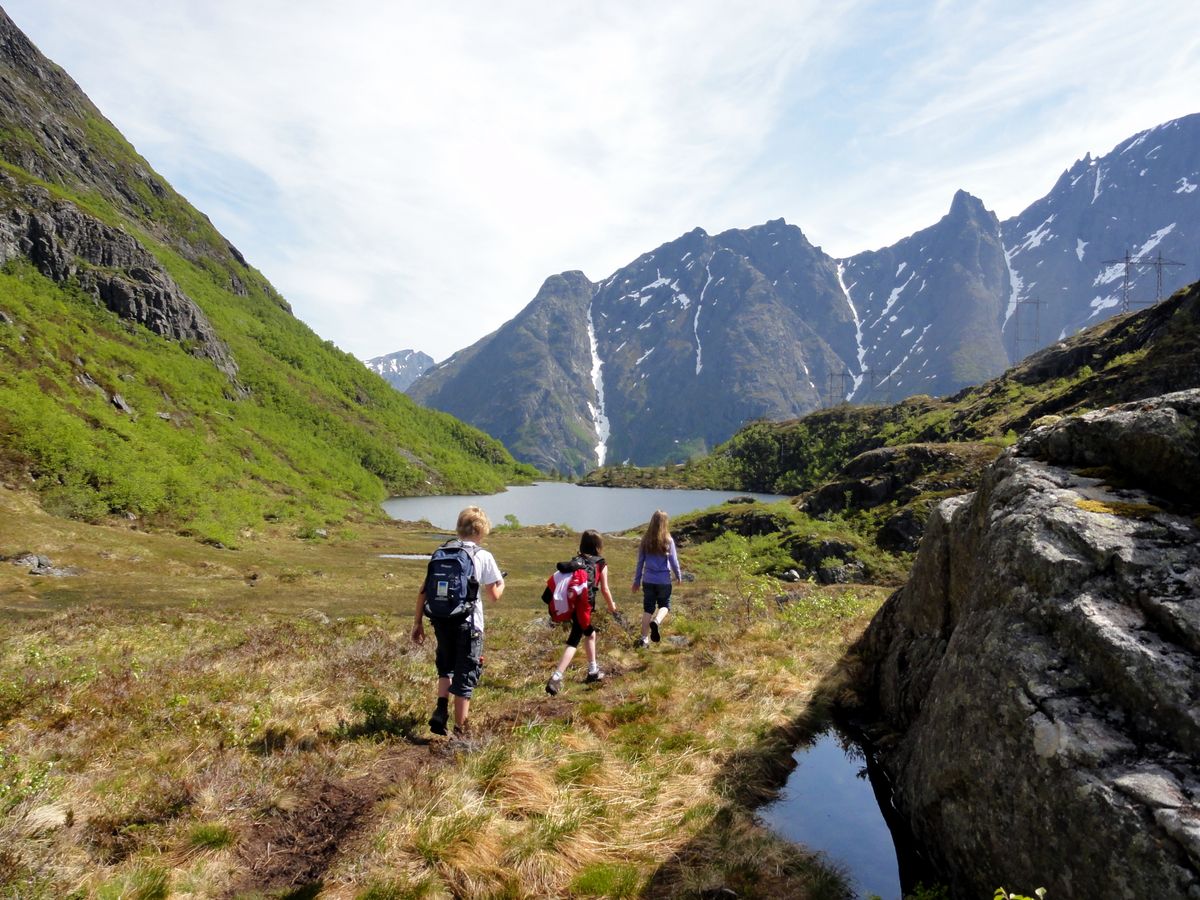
382, 482, 785, 532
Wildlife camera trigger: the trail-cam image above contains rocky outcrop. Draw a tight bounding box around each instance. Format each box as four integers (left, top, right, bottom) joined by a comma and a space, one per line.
858, 390, 1200, 898
0, 174, 238, 380
801, 442, 1003, 551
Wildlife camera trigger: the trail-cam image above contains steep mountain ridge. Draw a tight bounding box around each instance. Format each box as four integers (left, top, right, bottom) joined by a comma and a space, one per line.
410, 271, 600, 475
411, 222, 859, 474
586, 277, 1200, 499
840, 189, 1011, 402
407, 114, 1198, 477
0, 9, 534, 542
590, 220, 854, 465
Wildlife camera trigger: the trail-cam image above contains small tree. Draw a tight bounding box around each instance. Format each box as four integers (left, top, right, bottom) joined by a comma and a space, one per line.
696, 532, 776, 632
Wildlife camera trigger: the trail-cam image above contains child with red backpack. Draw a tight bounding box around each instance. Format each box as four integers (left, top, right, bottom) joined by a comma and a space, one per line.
545, 530, 617, 695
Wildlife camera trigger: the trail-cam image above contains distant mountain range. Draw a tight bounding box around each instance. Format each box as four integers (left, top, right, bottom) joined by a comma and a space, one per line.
406, 113, 1199, 476
364, 348, 434, 392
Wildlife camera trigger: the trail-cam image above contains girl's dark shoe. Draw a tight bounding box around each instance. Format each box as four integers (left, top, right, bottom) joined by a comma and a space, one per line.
650, 621, 661, 642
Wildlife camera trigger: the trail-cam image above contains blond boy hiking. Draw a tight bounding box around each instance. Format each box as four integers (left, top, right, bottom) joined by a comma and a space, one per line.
411, 506, 504, 738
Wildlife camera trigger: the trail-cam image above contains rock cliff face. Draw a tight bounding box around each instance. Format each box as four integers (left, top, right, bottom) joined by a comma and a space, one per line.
0, 175, 238, 378
409, 271, 601, 475
859, 391, 1200, 898
0, 8, 242, 381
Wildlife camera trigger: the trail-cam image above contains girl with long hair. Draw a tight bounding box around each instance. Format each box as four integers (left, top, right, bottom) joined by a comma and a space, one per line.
546, 529, 617, 694
632, 510, 681, 647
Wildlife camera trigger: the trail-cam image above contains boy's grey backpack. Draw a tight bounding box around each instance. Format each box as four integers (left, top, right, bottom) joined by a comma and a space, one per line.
424, 540, 480, 619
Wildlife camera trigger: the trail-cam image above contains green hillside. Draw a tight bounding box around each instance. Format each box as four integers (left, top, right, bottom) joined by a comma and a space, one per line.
0, 16, 535, 546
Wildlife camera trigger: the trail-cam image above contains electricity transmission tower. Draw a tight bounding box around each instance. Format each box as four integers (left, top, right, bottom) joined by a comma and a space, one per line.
1010, 295, 1044, 361
826, 371, 854, 407
1100, 250, 1186, 312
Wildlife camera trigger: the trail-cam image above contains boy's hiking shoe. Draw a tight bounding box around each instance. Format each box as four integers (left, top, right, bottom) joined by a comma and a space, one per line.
546, 671, 563, 696
635, 636, 649, 649
428, 704, 449, 736
650, 621, 661, 643
585, 670, 605, 684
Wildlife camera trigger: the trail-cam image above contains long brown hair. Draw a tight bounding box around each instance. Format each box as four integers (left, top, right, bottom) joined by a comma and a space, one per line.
579, 529, 604, 556
640, 510, 671, 556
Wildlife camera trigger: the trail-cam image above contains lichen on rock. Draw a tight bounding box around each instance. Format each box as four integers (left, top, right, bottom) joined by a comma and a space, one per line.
856, 389, 1200, 898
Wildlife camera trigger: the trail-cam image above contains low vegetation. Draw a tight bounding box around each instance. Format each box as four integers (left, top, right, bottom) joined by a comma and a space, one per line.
0, 258, 536, 547
0, 486, 889, 898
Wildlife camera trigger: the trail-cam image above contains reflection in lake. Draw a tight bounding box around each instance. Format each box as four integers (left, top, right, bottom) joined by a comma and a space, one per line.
382, 482, 785, 532
760, 725, 911, 899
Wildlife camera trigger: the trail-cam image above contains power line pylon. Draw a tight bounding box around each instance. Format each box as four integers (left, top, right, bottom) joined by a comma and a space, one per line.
1100, 250, 1186, 312
1010, 295, 1044, 361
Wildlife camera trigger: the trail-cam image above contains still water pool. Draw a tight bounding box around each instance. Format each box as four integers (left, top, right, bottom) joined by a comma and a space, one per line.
760, 725, 915, 899
382, 482, 784, 532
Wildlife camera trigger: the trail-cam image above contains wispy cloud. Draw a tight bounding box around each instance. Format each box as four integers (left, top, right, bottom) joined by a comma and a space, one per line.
5, 1, 1198, 358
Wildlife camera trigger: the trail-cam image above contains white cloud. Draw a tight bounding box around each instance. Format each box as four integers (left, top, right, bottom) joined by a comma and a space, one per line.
4, 0, 1199, 359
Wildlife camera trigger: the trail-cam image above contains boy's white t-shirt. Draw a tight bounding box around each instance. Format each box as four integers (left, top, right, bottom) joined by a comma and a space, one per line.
461, 541, 501, 631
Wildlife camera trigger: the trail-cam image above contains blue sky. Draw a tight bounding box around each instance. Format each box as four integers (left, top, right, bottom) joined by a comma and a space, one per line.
6, 1, 1199, 360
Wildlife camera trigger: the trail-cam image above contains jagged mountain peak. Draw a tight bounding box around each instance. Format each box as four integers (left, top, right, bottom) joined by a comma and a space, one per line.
947, 188, 991, 221
407, 114, 1197, 479
1001, 110, 1198, 347
363, 348, 434, 393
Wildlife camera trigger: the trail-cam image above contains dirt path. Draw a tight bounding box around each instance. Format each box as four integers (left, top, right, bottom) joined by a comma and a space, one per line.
227, 745, 435, 898
227, 698, 577, 897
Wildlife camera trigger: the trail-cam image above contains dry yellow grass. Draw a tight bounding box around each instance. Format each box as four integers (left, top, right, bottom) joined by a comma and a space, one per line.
0, 485, 889, 898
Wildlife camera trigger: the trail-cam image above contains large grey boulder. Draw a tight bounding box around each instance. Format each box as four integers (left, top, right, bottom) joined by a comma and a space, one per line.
859, 389, 1200, 898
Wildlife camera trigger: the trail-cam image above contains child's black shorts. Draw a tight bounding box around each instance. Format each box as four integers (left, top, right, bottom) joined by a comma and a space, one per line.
432, 616, 483, 699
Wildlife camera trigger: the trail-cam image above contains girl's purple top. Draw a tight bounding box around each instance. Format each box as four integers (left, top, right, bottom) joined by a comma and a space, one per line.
635, 537, 681, 585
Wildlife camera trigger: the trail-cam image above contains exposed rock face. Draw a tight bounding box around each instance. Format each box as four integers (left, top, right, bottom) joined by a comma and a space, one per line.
859, 390, 1200, 898
0, 8, 244, 381
0, 176, 238, 378
1002, 114, 1200, 348
801, 441, 1002, 551
842, 189, 1012, 402
410, 115, 1198, 476
409, 271, 600, 475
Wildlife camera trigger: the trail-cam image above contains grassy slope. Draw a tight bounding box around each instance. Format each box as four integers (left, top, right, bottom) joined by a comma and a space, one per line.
0, 486, 883, 899
0, 125, 536, 545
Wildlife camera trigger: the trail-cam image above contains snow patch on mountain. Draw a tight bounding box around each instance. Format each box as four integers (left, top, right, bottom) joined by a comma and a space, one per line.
586, 303, 610, 466
836, 262, 867, 398
1002, 237, 1024, 326
1019, 215, 1056, 251
1177, 177, 1198, 194
871, 271, 916, 327
1076, 238, 1088, 261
